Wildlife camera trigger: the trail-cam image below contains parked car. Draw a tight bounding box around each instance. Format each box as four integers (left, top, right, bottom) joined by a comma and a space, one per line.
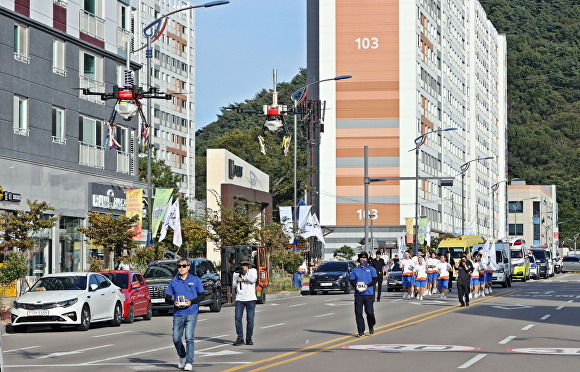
386, 267, 403, 292
144, 258, 222, 314
561, 256, 580, 273
99, 270, 152, 323
309, 260, 356, 295
11, 272, 124, 332
528, 255, 540, 280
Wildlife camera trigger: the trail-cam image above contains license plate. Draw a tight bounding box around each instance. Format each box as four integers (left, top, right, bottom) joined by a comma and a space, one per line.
151, 298, 166, 303
27, 310, 49, 316
320, 283, 333, 287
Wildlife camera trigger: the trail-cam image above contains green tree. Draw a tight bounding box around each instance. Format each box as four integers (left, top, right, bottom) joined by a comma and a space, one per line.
0, 251, 27, 285
270, 249, 304, 274
205, 192, 260, 247
77, 212, 140, 270
334, 245, 355, 261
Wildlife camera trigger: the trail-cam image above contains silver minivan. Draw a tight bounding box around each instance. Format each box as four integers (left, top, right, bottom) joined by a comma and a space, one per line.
561, 256, 580, 273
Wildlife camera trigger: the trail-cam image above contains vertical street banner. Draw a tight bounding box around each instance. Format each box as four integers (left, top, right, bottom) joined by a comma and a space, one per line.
418, 217, 428, 246
125, 189, 143, 240
152, 188, 173, 238
405, 218, 414, 243
279, 206, 294, 244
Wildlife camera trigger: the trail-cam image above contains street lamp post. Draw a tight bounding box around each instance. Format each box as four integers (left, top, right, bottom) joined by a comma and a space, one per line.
460, 156, 494, 236
490, 178, 519, 239
369, 213, 376, 252
290, 75, 351, 242
138, 1, 229, 245
412, 128, 457, 253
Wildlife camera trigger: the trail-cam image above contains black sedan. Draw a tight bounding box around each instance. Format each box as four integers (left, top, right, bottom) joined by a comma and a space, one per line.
386, 268, 403, 292
309, 260, 356, 295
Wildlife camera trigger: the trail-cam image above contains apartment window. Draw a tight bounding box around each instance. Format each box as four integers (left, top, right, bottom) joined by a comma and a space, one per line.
53, 40, 66, 76
14, 24, 29, 63
52, 107, 66, 144
508, 201, 523, 214
118, 3, 130, 30
115, 125, 129, 152
79, 51, 104, 102
80, 0, 104, 40
80, 116, 102, 146
13, 95, 29, 135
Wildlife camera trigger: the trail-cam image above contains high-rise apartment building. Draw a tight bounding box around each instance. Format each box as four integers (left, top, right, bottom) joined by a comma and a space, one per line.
0, 0, 196, 277
307, 0, 508, 257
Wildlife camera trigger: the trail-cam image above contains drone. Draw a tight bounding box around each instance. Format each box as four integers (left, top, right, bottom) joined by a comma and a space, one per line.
225, 70, 295, 156
77, 58, 172, 152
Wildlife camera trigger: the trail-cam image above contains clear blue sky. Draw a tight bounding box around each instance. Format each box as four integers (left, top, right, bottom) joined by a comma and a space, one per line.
194, 0, 306, 128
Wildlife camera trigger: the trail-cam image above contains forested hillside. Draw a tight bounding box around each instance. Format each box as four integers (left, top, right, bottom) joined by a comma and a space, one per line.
480, 0, 580, 239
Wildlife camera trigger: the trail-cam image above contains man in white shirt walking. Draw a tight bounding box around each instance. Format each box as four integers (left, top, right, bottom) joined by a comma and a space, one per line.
232, 260, 258, 346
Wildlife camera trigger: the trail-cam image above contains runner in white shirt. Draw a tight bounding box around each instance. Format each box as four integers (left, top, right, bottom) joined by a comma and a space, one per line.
436, 255, 452, 301
426, 252, 439, 296
470, 254, 481, 298
400, 252, 415, 300
413, 257, 428, 300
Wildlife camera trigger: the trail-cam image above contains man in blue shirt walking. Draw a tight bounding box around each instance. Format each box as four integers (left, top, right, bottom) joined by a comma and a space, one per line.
349, 251, 378, 337
166, 258, 205, 371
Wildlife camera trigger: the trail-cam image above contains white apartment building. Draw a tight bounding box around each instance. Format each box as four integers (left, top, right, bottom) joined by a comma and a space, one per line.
307, 0, 508, 257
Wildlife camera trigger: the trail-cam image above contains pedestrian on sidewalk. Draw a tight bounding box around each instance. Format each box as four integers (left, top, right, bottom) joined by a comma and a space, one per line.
349, 251, 377, 337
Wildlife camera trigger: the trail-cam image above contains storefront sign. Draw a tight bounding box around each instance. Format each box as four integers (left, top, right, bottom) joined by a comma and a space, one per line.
0, 186, 22, 202
228, 159, 243, 179
89, 183, 127, 213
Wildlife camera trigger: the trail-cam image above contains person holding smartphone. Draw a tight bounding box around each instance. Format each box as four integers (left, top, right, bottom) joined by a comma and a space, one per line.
455, 254, 474, 307
165, 258, 205, 371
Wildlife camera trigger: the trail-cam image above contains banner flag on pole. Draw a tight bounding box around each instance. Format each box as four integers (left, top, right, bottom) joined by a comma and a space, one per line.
170, 199, 182, 247
425, 221, 432, 248
298, 205, 312, 231
158, 198, 173, 242
125, 189, 143, 240
312, 213, 325, 244
418, 217, 428, 246
405, 218, 414, 244
300, 213, 315, 239
279, 206, 294, 244
151, 188, 173, 238
397, 232, 407, 259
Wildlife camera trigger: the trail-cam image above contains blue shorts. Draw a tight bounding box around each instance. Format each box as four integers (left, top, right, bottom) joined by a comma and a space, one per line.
427, 272, 438, 283
470, 277, 480, 286
437, 278, 449, 290
479, 274, 484, 282
415, 279, 426, 288
402, 275, 415, 287
484, 272, 493, 282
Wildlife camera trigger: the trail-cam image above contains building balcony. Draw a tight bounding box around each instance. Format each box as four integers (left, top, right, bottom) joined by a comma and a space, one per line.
116, 150, 132, 174
79, 142, 104, 169
80, 9, 105, 41
79, 75, 105, 104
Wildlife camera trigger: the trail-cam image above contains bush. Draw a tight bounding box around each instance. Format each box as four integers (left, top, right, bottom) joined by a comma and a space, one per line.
0, 251, 28, 284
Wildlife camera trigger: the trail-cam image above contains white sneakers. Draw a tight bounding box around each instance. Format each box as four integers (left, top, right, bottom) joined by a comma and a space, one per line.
178, 358, 186, 369
184, 363, 193, 371
469, 292, 473, 299
403, 293, 408, 299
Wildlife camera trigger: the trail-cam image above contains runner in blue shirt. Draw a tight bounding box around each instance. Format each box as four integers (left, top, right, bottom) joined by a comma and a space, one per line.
349, 251, 378, 337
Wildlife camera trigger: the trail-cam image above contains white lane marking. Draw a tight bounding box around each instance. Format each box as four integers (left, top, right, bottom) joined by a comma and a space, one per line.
3, 345, 40, 353
458, 354, 487, 369
314, 313, 335, 318
260, 323, 286, 329
567, 300, 574, 303
198, 343, 229, 352
85, 334, 229, 365
92, 330, 132, 338
38, 344, 113, 359
556, 306, 564, 310
540, 314, 551, 320
288, 302, 306, 307
521, 324, 535, 331
499, 336, 516, 345
198, 318, 208, 322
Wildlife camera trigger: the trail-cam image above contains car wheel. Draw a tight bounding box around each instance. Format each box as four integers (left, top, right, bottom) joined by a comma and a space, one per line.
143, 303, 153, 320
387, 288, 393, 292
501, 280, 507, 288
76, 305, 91, 331
507, 277, 512, 287
209, 292, 222, 312
343, 285, 351, 294
11, 324, 27, 333
110, 302, 122, 327
257, 291, 266, 304
521, 276, 526, 282
124, 304, 134, 324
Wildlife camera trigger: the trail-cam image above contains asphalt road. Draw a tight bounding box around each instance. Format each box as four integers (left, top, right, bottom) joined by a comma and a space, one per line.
3, 273, 580, 371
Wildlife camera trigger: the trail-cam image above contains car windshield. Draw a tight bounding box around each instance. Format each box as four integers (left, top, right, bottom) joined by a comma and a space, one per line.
439, 247, 464, 259
101, 272, 129, 289
30, 276, 87, 291
511, 250, 523, 258
144, 265, 176, 279
563, 256, 579, 262
531, 251, 547, 263
316, 262, 348, 272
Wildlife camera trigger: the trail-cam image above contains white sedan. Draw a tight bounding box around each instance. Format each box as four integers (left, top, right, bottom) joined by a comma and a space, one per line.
11, 272, 124, 332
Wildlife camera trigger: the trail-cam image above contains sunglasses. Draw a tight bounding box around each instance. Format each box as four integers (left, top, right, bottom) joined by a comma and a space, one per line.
177, 264, 190, 268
